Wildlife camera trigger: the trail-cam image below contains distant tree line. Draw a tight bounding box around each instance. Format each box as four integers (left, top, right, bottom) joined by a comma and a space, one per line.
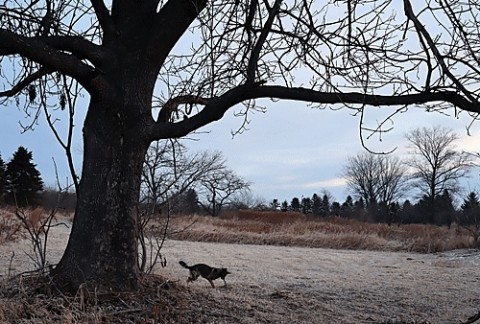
0, 142, 250, 215
272, 126, 480, 228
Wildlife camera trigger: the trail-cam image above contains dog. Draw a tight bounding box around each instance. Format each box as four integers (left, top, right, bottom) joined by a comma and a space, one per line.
179, 261, 231, 288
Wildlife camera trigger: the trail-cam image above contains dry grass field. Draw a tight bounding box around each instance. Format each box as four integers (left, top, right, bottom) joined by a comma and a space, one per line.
168, 210, 475, 253
0, 208, 479, 323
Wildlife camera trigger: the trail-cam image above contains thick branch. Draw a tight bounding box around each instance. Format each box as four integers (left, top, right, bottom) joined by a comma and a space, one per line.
148, 0, 208, 62
90, 0, 116, 38
42, 36, 110, 68
0, 29, 102, 92
149, 85, 480, 140
246, 0, 282, 82
157, 95, 210, 122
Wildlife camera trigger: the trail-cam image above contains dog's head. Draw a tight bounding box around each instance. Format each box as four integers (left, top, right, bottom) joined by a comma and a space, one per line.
218, 268, 231, 278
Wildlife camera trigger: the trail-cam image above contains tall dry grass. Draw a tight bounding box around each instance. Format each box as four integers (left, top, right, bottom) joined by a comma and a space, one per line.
168, 210, 474, 253
0, 208, 21, 244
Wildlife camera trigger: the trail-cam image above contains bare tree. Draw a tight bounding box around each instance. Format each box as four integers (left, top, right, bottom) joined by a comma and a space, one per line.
406, 126, 473, 223
140, 140, 224, 212
138, 141, 228, 271
3, 1, 480, 291
343, 152, 406, 209
198, 168, 250, 216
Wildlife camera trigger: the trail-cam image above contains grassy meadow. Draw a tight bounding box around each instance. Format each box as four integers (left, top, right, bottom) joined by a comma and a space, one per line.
0, 207, 476, 253
167, 210, 475, 253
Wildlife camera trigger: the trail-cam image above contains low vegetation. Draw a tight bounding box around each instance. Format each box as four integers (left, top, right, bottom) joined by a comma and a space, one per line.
168, 210, 475, 253
2, 207, 476, 254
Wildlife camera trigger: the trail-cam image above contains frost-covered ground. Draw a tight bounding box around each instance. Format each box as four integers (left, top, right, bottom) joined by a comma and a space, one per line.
1, 220, 479, 323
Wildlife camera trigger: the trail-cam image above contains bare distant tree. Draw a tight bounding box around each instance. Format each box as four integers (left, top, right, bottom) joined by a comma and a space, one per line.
141, 140, 224, 211
405, 126, 473, 223
230, 191, 266, 210
198, 168, 250, 216
343, 152, 406, 208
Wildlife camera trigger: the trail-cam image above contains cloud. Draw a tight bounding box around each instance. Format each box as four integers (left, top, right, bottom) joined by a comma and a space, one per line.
303, 178, 347, 189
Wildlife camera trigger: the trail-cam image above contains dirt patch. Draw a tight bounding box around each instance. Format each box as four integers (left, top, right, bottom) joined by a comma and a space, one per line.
1, 221, 479, 323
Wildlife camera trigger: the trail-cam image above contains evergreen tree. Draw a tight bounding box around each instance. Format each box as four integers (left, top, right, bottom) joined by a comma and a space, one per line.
340, 195, 354, 218
171, 188, 199, 215
460, 192, 480, 226
459, 192, 480, 246
0, 154, 5, 203
435, 189, 455, 227
330, 202, 341, 216
290, 197, 301, 212
301, 197, 312, 215
5, 147, 44, 206
270, 199, 280, 210
281, 200, 289, 212
353, 198, 366, 221
399, 200, 415, 224
312, 193, 322, 216
184, 188, 199, 215
414, 195, 434, 224
320, 194, 330, 217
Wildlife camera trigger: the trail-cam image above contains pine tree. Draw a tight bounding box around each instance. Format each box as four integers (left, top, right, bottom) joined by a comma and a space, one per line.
301, 197, 312, 215
312, 193, 322, 216
183, 189, 199, 215
320, 194, 330, 217
280, 200, 289, 212
460, 192, 480, 226
270, 199, 280, 211
435, 189, 455, 227
341, 196, 354, 218
290, 197, 301, 212
5, 146, 44, 206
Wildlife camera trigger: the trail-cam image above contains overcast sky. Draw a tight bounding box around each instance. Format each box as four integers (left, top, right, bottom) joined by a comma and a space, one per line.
1, 98, 479, 205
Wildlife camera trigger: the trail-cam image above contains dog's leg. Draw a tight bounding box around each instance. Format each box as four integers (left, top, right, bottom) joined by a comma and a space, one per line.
208, 279, 215, 288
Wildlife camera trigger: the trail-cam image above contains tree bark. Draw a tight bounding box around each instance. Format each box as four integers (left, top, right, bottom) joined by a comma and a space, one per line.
51, 94, 150, 292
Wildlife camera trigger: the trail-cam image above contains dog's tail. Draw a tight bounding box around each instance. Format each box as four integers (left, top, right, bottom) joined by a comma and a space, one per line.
179, 261, 190, 269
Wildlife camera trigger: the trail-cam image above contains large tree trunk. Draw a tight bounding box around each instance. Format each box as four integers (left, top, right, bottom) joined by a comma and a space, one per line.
48, 0, 206, 293
51, 94, 150, 292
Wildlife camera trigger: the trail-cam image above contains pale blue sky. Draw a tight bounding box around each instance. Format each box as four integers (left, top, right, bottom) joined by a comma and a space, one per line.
2, 98, 479, 205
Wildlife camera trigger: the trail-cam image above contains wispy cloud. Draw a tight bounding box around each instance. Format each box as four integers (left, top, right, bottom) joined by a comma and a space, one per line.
303, 178, 347, 189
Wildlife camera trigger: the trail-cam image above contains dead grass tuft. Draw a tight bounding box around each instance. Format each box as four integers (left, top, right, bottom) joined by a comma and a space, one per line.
0, 271, 229, 323
0, 208, 22, 244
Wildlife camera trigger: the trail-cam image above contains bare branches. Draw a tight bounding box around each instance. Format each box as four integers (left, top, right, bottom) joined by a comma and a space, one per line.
4, 0, 480, 144
403, 0, 478, 103
0, 66, 52, 97
149, 84, 480, 140
246, 0, 282, 83
405, 126, 473, 199
0, 29, 98, 88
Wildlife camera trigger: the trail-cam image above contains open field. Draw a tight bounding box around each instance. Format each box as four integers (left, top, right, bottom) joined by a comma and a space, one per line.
168, 211, 476, 253
0, 210, 479, 323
